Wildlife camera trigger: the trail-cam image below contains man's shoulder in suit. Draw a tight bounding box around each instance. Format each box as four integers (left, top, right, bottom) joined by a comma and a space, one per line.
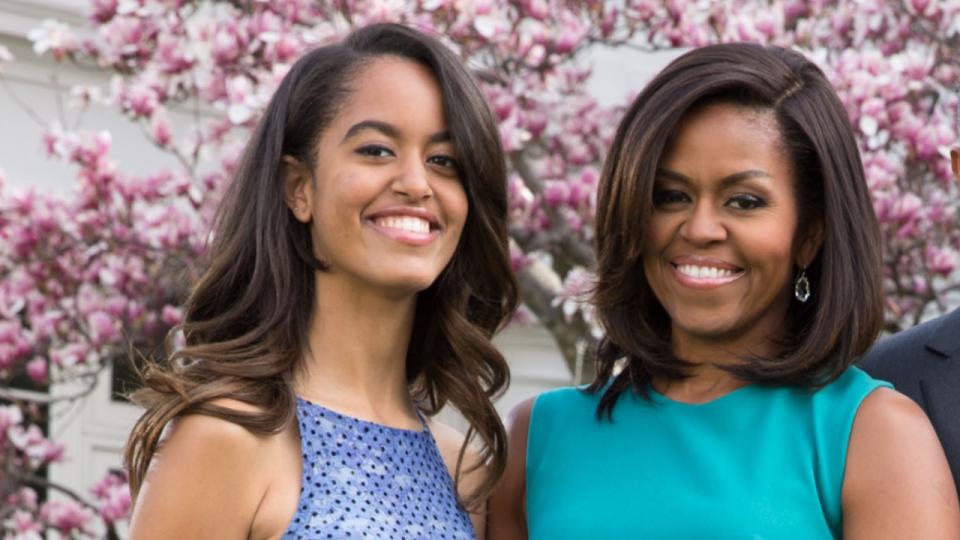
859, 307, 960, 397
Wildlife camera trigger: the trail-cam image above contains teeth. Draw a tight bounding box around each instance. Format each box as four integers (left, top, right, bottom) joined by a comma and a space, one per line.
677, 264, 737, 279
375, 216, 431, 234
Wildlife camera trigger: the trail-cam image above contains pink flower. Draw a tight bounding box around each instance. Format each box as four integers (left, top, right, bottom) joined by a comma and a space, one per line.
90, 0, 118, 24
8, 424, 65, 467
25, 357, 48, 384
27, 19, 79, 60
543, 181, 570, 207
123, 81, 160, 118
926, 246, 957, 276
0, 404, 24, 432
50, 343, 90, 368
39, 500, 96, 534
520, 0, 549, 20
10, 509, 42, 535
91, 472, 131, 523
150, 108, 173, 147
155, 34, 195, 74
161, 304, 183, 326
87, 311, 120, 346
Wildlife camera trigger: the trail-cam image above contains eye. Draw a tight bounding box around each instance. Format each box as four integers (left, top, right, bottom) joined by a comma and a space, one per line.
726, 193, 767, 210
652, 189, 690, 207
355, 144, 394, 158
427, 154, 460, 175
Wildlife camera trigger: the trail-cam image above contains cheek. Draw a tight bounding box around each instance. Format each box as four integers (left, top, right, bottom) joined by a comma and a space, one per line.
752, 233, 797, 283
441, 183, 469, 237
642, 215, 674, 257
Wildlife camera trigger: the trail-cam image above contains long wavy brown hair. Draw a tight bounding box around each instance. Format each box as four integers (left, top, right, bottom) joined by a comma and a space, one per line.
124, 23, 518, 509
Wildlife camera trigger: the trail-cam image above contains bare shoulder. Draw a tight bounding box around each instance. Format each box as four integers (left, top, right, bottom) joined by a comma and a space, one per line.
843, 388, 960, 539
428, 418, 485, 483
505, 396, 535, 436
128, 399, 280, 539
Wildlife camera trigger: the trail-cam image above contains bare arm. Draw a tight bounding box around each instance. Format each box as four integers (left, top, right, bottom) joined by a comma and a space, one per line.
843, 388, 960, 539
486, 397, 534, 540
128, 412, 270, 540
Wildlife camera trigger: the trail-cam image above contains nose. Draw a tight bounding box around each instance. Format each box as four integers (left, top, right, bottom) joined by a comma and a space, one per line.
679, 200, 727, 245
392, 156, 433, 201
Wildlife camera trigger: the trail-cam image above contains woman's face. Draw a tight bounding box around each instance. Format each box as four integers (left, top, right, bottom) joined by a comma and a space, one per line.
642, 103, 816, 354
287, 56, 467, 297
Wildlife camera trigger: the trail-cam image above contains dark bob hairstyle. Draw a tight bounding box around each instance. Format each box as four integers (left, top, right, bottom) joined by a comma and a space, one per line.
125, 23, 518, 508
588, 43, 883, 418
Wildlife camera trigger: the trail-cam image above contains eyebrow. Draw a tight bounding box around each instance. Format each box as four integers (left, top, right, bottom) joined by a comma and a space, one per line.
655, 168, 773, 188
341, 120, 451, 145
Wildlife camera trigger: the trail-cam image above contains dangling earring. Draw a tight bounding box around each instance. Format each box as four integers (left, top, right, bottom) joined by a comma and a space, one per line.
794, 268, 811, 303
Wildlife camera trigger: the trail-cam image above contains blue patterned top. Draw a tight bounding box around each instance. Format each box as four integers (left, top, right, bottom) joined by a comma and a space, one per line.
281, 397, 474, 539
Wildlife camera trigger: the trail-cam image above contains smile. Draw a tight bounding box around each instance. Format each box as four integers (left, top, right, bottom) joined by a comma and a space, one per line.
676, 264, 738, 279
366, 208, 441, 247
670, 262, 744, 289
374, 215, 431, 234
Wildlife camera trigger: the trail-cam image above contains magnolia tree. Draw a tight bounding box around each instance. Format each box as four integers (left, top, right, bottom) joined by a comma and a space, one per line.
1, 0, 958, 536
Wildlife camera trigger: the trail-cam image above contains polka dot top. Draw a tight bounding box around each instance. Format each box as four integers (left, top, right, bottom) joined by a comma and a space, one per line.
281, 396, 475, 539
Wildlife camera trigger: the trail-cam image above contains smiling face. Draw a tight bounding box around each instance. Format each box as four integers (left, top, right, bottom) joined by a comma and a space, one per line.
285, 56, 467, 297
642, 102, 818, 357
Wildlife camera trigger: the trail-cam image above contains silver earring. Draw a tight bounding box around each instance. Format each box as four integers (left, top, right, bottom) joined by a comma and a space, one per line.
794, 268, 811, 303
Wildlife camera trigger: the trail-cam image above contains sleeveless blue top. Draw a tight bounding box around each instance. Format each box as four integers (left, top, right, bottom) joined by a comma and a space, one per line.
526, 367, 891, 539
282, 397, 474, 539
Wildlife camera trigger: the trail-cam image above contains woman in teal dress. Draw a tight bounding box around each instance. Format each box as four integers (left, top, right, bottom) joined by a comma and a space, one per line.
487, 43, 960, 539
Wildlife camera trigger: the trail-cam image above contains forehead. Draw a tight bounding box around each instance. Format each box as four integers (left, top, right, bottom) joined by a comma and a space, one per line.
324, 56, 448, 139
660, 103, 789, 180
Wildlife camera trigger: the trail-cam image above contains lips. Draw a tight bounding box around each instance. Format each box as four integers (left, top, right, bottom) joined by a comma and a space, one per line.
365, 207, 441, 247
373, 215, 431, 234
669, 257, 744, 289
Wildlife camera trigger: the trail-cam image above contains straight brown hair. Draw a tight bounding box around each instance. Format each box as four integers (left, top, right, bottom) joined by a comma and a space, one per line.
124, 23, 518, 508
589, 43, 883, 418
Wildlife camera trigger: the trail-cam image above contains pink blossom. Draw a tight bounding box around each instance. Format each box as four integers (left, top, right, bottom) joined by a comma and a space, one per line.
25, 357, 48, 384
50, 343, 90, 368
212, 19, 247, 64
161, 304, 183, 326
39, 500, 96, 534
8, 424, 65, 467
97, 15, 156, 65
0, 404, 24, 432
91, 472, 131, 522
27, 20, 79, 60
520, 0, 549, 20
10, 509, 43, 536
543, 181, 569, 207
89, 0, 118, 24
150, 108, 173, 147
121, 81, 160, 118
155, 34, 195, 74
926, 246, 957, 275
552, 17, 588, 54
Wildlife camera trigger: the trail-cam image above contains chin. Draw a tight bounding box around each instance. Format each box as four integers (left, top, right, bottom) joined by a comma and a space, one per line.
378, 271, 443, 296
673, 315, 741, 340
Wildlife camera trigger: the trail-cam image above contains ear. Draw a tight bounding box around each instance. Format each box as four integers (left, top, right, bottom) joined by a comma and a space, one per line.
795, 219, 824, 269
281, 155, 314, 223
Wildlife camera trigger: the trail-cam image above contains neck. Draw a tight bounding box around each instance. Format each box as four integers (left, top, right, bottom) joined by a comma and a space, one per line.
655, 323, 780, 403
652, 363, 747, 404
295, 272, 419, 425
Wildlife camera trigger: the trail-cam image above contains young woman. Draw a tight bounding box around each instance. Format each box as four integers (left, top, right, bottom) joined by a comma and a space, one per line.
124, 24, 517, 539
488, 43, 960, 539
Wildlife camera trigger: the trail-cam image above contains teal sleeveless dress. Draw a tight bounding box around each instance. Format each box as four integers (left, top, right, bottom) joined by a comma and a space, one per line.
526, 367, 890, 539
